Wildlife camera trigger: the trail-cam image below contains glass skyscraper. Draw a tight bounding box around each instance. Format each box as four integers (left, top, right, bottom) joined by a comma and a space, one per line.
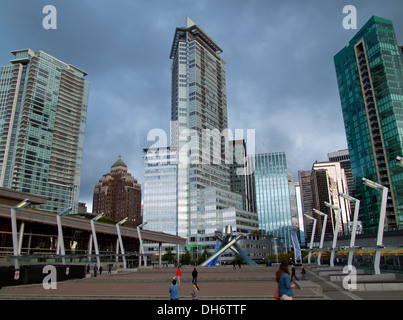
252, 152, 292, 249
143, 18, 258, 255
0, 49, 89, 213
334, 16, 403, 232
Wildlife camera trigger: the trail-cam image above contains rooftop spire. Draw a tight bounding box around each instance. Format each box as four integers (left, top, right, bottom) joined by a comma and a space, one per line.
186, 16, 196, 28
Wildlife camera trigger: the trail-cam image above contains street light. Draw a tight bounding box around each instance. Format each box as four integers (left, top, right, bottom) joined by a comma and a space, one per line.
91, 213, 104, 270
313, 208, 328, 266
324, 202, 341, 267
56, 207, 72, 265
11, 199, 30, 270
304, 214, 317, 264
340, 193, 360, 266
362, 177, 388, 274
137, 222, 148, 267
397, 156, 403, 167
116, 217, 128, 269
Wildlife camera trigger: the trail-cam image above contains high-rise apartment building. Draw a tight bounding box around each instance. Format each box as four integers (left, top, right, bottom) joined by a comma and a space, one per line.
298, 170, 314, 243
0, 49, 89, 213
251, 152, 292, 249
334, 16, 403, 232
93, 156, 142, 228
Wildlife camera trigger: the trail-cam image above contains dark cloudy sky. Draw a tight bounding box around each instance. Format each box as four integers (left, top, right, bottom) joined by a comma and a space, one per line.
1, 0, 403, 211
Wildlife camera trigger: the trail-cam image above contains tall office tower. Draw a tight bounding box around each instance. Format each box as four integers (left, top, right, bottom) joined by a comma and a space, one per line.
311, 162, 351, 237
229, 139, 256, 213
167, 18, 258, 250
298, 170, 314, 243
334, 16, 403, 232
251, 152, 293, 249
328, 149, 355, 198
93, 156, 142, 228
143, 147, 178, 236
0, 49, 89, 213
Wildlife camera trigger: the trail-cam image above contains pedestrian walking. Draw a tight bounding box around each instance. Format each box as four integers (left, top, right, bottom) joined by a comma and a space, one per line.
191, 283, 200, 300
290, 264, 299, 282
86, 264, 90, 274
192, 267, 198, 284
169, 279, 179, 300
93, 265, 98, 277
301, 265, 306, 280
99, 266, 103, 275
175, 266, 182, 285
232, 260, 236, 269
275, 261, 295, 300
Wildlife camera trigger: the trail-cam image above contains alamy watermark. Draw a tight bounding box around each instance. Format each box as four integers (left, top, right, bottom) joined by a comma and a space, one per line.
342, 5, 357, 30
147, 127, 256, 175
342, 265, 357, 290
42, 5, 57, 30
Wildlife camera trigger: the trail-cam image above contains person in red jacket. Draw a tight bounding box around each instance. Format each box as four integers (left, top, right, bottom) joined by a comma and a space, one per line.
175, 266, 182, 285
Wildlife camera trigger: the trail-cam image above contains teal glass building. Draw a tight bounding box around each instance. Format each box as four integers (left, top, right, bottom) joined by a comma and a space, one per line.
252, 152, 292, 249
0, 49, 89, 213
334, 16, 403, 232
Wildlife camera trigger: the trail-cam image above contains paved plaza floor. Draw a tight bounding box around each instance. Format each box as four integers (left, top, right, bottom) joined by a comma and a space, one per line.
0, 264, 402, 300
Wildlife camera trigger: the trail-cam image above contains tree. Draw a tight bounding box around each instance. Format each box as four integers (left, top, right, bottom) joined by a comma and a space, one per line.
164, 247, 176, 264
180, 249, 192, 265
197, 247, 212, 265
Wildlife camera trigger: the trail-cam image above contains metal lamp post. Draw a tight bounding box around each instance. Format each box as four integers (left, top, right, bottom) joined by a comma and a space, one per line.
313, 208, 328, 266
324, 202, 341, 267
340, 193, 360, 266
137, 222, 148, 267
116, 217, 128, 269
11, 199, 30, 270
91, 213, 104, 270
362, 177, 388, 274
56, 207, 72, 265
304, 214, 317, 264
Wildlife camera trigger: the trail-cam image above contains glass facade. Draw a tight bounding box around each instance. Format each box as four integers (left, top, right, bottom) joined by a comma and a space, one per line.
0, 49, 89, 213
252, 152, 292, 249
143, 147, 178, 236
334, 16, 403, 232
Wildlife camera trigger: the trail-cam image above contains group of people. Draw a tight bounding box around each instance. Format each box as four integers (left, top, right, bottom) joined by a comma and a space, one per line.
275, 263, 306, 300
169, 266, 200, 300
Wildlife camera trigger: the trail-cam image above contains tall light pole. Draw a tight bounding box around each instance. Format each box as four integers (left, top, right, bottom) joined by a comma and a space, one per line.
362, 177, 388, 274
137, 222, 148, 267
116, 217, 128, 269
11, 199, 30, 270
396, 156, 403, 167
91, 213, 104, 270
340, 193, 360, 266
56, 207, 72, 265
324, 202, 341, 267
304, 214, 317, 264
313, 208, 328, 266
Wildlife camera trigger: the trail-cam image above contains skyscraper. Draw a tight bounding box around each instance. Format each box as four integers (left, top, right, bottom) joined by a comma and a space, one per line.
93, 156, 142, 228
310, 161, 351, 237
334, 16, 403, 232
0, 49, 89, 213
143, 17, 259, 254
251, 152, 292, 249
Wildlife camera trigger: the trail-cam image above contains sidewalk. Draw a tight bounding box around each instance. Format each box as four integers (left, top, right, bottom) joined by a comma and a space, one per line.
0, 264, 402, 300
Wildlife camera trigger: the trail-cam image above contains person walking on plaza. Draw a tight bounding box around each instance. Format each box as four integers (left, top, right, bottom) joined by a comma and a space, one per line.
290, 264, 299, 282
175, 265, 182, 285
276, 261, 295, 300
169, 279, 179, 300
192, 267, 198, 284
191, 283, 200, 300
301, 265, 306, 280
93, 265, 98, 277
